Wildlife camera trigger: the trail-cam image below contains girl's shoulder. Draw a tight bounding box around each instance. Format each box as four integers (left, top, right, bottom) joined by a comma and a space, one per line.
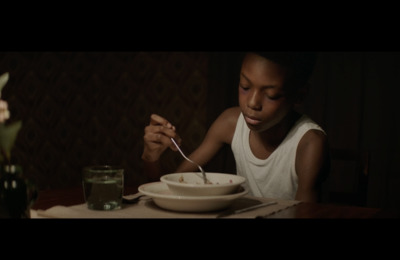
215, 107, 242, 129
208, 107, 242, 144
219, 107, 241, 122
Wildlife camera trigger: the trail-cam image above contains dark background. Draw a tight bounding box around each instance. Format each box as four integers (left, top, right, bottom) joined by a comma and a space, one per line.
1, 51, 399, 210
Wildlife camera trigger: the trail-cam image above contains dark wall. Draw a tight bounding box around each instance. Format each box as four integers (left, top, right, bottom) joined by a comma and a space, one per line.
0, 52, 211, 190
305, 52, 400, 209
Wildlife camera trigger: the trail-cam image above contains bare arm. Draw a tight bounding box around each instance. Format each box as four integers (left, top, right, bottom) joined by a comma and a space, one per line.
142, 108, 240, 180
295, 129, 330, 203
176, 107, 241, 172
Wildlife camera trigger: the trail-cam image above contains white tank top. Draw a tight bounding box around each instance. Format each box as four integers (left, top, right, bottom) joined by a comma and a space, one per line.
231, 113, 325, 200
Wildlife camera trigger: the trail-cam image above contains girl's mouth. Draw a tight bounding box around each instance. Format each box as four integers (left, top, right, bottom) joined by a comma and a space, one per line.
244, 115, 262, 125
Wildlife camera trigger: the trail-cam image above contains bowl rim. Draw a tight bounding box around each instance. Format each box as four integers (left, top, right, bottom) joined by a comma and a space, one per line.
139, 182, 248, 200
160, 172, 246, 188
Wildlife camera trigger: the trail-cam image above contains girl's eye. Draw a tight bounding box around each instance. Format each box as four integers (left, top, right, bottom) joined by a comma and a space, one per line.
239, 84, 249, 90
267, 94, 283, 100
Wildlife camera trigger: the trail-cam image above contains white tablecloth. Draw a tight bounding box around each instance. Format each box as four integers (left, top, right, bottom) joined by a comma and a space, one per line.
31, 194, 300, 219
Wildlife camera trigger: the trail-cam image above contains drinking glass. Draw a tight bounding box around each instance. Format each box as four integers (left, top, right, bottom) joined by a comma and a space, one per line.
82, 165, 124, 210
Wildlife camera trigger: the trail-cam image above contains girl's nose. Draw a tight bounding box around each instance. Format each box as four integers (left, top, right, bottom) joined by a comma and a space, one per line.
247, 89, 262, 110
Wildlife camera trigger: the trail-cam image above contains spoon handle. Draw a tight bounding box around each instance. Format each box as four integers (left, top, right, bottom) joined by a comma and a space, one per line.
170, 138, 208, 183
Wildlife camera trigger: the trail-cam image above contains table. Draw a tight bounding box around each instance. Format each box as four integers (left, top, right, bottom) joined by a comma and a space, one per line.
30, 185, 400, 218
31, 185, 137, 210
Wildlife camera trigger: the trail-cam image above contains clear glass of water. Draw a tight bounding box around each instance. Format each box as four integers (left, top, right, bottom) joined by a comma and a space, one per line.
82, 165, 124, 210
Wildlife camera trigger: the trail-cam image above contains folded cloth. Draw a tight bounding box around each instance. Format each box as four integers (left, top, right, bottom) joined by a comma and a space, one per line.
32, 194, 300, 219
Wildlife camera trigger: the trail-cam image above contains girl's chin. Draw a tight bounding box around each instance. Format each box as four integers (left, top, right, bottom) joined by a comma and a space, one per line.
245, 121, 266, 132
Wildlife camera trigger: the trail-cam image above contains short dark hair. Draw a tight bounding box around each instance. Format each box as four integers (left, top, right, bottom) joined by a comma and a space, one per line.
252, 52, 318, 88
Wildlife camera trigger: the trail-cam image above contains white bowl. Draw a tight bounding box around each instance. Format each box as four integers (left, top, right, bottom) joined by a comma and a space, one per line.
160, 172, 246, 196
138, 182, 248, 212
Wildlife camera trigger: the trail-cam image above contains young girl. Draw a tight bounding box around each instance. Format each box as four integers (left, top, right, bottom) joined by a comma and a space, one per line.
141, 52, 330, 203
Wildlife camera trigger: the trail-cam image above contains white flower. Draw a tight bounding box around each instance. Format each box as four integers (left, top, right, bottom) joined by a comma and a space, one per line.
0, 100, 10, 123
0, 72, 12, 123
0, 72, 22, 162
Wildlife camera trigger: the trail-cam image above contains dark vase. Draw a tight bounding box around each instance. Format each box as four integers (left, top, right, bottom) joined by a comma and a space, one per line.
0, 164, 37, 218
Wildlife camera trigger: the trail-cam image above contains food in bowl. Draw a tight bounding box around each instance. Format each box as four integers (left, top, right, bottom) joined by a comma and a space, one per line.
160, 172, 246, 196
179, 174, 214, 184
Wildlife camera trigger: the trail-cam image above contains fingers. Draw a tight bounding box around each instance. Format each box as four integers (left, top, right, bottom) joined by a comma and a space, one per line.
143, 132, 171, 147
150, 114, 175, 130
145, 123, 178, 139
148, 114, 178, 136
145, 125, 181, 149
142, 114, 185, 163
145, 114, 182, 149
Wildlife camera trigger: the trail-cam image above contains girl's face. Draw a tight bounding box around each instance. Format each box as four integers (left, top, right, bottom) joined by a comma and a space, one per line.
238, 53, 296, 133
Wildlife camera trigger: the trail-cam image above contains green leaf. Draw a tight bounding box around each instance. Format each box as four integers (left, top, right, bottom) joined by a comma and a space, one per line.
0, 72, 9, 95
0, 120, 22, 160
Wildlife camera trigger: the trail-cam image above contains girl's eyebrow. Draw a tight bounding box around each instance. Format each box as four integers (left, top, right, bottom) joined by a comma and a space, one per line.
240, 72, 276, 90
240, 73, 251, 83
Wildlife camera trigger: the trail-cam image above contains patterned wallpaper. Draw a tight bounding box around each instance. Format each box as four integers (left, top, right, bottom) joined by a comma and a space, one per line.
0, 52, 212, 190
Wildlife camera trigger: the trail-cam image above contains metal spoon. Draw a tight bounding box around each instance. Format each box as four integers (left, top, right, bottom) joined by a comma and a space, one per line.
170, 137, 208, 184
122, 194, 147, 204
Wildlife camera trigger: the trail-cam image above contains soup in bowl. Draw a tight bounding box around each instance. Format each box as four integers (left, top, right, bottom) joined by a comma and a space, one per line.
160, 172, 246, 196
